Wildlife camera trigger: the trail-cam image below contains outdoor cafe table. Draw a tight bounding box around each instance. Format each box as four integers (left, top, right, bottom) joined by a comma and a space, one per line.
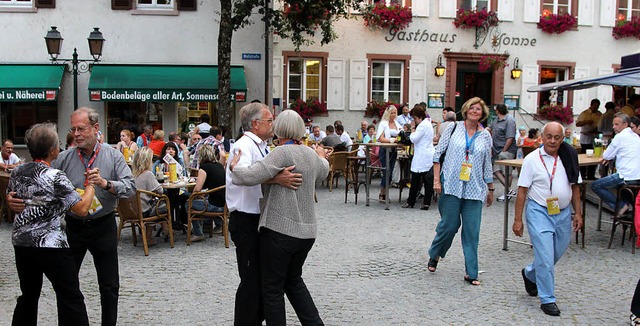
161, 179, 195, 230
361, 142, 403, 210
495, 153, 601, 250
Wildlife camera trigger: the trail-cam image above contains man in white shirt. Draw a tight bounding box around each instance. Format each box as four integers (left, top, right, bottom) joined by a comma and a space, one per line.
591, 113, 640, 214
225, 103, 301, 325
513, 122, 583, 317
308, 125, 326, 142
0, 139, 21, 171
335, 124, 353, 147
395, 103, 413, 126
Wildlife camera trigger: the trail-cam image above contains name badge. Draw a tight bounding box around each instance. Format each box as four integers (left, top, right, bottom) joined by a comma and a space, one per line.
459, 162, 472, 181
546, 197, 560, 215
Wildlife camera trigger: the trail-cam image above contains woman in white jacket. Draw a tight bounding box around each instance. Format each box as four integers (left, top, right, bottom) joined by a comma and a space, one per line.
402, 106, 435, 210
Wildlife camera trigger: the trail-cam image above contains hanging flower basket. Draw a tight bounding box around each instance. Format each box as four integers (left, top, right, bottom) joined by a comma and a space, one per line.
453, 8, 499, 29
539, 105, 574, 124
364, 101, 398, 119
537, 13, 577, 34
288, 98, 327, 120
478, 54, 508, 72
612, 17, 640, 39
362, 3, 413, 31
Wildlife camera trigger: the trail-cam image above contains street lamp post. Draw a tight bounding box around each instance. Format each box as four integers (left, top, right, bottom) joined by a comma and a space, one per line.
44, 26, 105, 110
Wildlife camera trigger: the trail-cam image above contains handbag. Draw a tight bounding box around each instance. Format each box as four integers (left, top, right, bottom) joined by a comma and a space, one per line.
438, 122, 458, 165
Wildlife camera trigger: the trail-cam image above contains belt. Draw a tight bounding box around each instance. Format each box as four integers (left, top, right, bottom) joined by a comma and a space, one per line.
66, 211, 114, 226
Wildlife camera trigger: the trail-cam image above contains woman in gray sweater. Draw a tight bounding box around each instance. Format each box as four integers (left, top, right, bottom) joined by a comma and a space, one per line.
230, 110, 330, 326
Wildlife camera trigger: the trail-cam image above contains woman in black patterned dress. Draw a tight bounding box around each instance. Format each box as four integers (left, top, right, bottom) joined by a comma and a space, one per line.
9, 123, 97, 326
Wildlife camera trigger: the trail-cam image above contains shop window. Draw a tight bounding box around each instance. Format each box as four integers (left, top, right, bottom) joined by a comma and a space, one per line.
1, 101, 57, 145
538, 67, 570, 110
541, 0, 577, 16
459, 0, 494, 11
288, 58, 322, 102
105, 102, 164, 144
371, 61, 404, 104
618, 0, 640, 20
176, 101, 215, 134
0, 0, 32, 7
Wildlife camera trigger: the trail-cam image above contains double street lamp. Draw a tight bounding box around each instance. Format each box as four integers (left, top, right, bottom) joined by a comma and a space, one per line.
44, 26, 105, 110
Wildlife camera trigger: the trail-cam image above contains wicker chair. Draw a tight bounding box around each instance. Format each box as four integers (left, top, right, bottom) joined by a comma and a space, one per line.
0, 174, 13, 224
186, 185, 229, 247
324, 151, 353, 192
117, 189, 175, 256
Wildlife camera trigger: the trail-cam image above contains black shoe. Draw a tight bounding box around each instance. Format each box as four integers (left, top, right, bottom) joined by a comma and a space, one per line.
540, 303, 560, 316
420, 205, 429, 210
521, 269, 537, 297
401, 203, 414, 208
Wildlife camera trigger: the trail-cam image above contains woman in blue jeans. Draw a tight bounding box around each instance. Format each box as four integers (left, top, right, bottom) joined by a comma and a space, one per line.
189, 144, 225, 243
427, 97, 495, 286
376, 105, 401, 200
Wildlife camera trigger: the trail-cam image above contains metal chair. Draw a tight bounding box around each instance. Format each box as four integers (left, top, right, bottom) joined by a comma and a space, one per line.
186, 185, 229, 247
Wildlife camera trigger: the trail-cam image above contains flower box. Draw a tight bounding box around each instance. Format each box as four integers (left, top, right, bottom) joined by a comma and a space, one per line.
288, 98, 327, 120
612, 17, 640, 39
538, 105, 574, 124
537, 12, 577, 34
364, 101, 398, 119
453, 8, 499, 29
478, 54, 508, 72
362, 3, 413, 31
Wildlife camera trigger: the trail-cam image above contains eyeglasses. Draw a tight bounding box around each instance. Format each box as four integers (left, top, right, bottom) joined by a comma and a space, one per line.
68, 125, 91, 133
255, 119, 273, 123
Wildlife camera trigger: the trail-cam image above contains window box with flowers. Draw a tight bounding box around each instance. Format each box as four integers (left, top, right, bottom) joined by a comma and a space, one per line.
612, 17, 640, 40
364, 100, 398, 119
288, 98, 327, 120
537, 13, 577, 34
478, 54, 508, 72
361, 3, 413, 31
453, 8, 499, 29
538, 104, 574, 125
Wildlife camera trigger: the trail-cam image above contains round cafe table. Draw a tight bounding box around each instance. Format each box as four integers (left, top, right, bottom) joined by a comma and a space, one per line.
161, 179, 195, 230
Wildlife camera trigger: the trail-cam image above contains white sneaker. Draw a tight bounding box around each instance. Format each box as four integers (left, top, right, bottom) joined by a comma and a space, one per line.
630, 313, 640, 326
497, 194, 506, 202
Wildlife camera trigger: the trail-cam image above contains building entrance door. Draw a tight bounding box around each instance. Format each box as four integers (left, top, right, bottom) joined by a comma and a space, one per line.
455, 63, 493, 117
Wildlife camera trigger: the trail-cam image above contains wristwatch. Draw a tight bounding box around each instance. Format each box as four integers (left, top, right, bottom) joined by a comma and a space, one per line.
103, 180, 112, 191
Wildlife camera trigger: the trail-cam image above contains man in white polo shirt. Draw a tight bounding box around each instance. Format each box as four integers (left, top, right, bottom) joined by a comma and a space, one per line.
512, 121, 583, 316
591, 113, 640, 215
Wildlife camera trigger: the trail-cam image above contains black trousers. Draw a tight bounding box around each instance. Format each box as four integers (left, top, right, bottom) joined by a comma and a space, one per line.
260, 228, 323, 326
632, 278, 640, 316
12, 246, 89, 326
580, 144, 596, 179
229, 211, 263, 326
65, 212, 119, 326
406, 167, 434, 206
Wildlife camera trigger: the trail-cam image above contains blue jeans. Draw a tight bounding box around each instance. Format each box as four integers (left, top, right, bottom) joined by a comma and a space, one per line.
523, 200, 572, 304
591, 173, 626, 210
379, 147, 397, 188
190, 199, 223, 236
428, 194, 483, 279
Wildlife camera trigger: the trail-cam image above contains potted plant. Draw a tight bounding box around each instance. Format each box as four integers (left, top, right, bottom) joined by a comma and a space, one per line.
539, 104, 574, 124
362, 3, 413, 31
537, 12, 577, 34
365, 100, 398, 118
453, 8, 499, 29
612, 17, 640, 39
288, 98, 327, 120
478, 54, 508, 72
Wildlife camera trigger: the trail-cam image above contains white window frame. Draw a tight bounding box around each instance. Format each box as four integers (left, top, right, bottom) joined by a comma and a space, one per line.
618, 0, 640, 20
459, 0, 492, 11
0, 0, 33, 7
371, 0, 410, 6
287, 58, 323, 102
371, 61, 404, 103
539, 67, 570, 108
542, 0, 572, 15
136, 0, 174, 10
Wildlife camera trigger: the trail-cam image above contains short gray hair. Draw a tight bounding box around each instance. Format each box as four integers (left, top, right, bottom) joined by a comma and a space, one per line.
615, 112, 631, 125
25, 122, 59, 160
71, 107, 99, 125
445, 111, 456, 122
273, 110, 305, 141
240, 103, 268, 131
542, 121, 564, 136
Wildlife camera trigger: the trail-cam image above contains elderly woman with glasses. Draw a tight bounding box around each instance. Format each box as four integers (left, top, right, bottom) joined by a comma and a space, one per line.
229, 109, 331, 326
8, 122, 97, 326
427, 97, 494, 286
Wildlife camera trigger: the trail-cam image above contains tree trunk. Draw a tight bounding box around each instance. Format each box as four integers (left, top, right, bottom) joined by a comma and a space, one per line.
218, 0, 233, 137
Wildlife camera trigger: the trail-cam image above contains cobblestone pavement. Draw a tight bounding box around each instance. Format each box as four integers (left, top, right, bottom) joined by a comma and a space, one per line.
1, 184, 639, 325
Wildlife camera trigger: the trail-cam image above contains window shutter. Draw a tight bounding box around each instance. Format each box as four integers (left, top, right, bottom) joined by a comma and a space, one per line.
111, 0, 132, 10
177, 0, 197, 11
349, 59, 368, 111
597, 67, 615, 104
273, 56, 284, 101
35, 0, 55, 8
578, 0, 594, 26
327, 59, 346, 111
573, 67, 591, 111
408, 61, 426, 107
520, 64, 539, 112
412, 0, 429, 17
599, 0, 616, 27
497, 0, 514, 21
522, 0, 540, 23
438, 0, 456, 18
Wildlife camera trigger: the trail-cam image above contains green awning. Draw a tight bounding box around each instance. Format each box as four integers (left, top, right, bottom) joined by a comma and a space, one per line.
0, 64, 64, 102
88, 64, 247, 102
